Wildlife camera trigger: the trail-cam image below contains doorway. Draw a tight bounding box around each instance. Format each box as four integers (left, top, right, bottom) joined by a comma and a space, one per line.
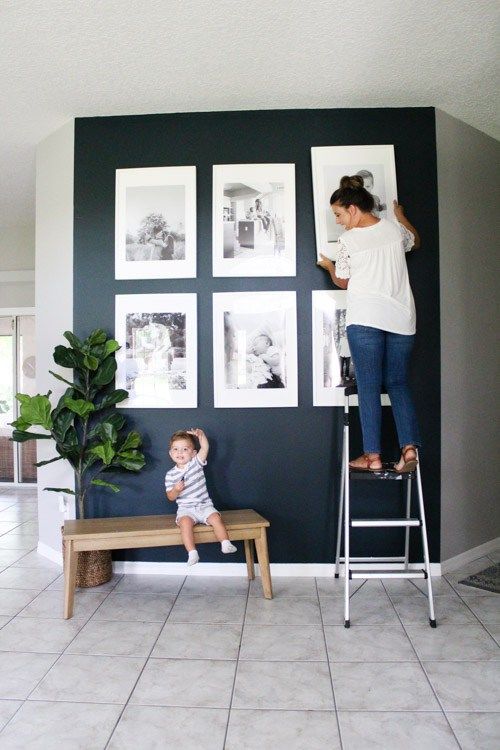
0, 313, 37, 484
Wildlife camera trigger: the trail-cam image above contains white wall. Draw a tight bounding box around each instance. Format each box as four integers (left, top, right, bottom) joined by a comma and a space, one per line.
35, 119, 75, 559
0, 225, 35, 306
436, 109, 500, 561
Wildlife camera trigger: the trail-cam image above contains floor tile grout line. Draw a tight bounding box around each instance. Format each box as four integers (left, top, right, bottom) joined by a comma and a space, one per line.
221, 577, 250, 749
316, 576, 345, 750
102, 575, 188, 750
385, 583, 465, 749
442, 573, 500, 636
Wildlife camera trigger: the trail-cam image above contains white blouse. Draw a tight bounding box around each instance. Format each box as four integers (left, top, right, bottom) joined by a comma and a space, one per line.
335, 218, 416, 335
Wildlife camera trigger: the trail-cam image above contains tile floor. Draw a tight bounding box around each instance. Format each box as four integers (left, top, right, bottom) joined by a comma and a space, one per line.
0, 487, 498, 749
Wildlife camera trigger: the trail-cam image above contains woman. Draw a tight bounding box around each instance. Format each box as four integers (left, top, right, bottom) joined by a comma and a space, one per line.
318, 175, 421, 473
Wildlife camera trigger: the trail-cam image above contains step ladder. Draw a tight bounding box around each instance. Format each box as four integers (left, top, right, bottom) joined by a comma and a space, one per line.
334, 385, 436, 628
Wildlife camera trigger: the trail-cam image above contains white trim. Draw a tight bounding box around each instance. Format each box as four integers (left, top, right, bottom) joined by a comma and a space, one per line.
0, 307, 35, 316
441, 536, 500, 574
112, 560, 442, 577
37, 540, 63, 567
0, 270, 35, 283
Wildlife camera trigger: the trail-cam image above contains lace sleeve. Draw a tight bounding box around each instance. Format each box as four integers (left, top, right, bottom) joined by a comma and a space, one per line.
399, 222, 415, 253
335, 240, 351, 278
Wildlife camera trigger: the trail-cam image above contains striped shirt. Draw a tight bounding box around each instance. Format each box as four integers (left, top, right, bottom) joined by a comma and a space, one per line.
165, 456, 211, 508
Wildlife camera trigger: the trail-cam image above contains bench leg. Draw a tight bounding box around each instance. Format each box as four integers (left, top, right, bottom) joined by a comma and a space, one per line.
64, 540, 77, 619
244, 539, 255, 581
254, 528, 273, 599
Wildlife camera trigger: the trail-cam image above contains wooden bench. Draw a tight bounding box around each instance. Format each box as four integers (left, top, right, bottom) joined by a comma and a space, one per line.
63, 508, 272, 618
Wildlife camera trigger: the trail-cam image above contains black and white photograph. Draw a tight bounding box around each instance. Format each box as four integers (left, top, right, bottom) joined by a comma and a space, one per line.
115, 293, 197, 408
312, 290, 390, 407
311, 145, 398, 261
213, 163, 296, 277
115, 166, 196, 279
213, 291, 298, 407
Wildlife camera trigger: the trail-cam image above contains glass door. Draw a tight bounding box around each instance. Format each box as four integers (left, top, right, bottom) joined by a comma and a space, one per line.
0, 314, 37, 484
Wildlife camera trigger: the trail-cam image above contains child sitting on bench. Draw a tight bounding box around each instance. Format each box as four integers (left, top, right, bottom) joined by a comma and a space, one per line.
165, 428, 237, 566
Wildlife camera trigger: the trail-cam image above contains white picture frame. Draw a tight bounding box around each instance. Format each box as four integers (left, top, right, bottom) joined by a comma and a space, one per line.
312, 290, 390, 407
212, 163, 296, 277
115, 293, 197, 408
115, 166, 196, 279
311, 145, 398, 261
213, 291, 298, 408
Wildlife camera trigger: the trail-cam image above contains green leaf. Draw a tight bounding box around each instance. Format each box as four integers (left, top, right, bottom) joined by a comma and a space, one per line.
87, 413, 125, 440
11, 429, 52, 443
82, 452, 100, 473
64, 397, 95, 419
115, 450, 146, 471
44, 487, 75, 495
89, 441, 115, 465
53, 345, 83, 370
119, 431, 142, 452
83, 354, 99, 371
95, 390, 129, 411
35, 456, 63, 467
88, 329, 107, 346
91, 479, 120, 492
52, 408, 74, 442
10, 417, 31, 431
103, 339, 120, 356
98, 421, 117, 444
63, 331, 84, 350
48, 370, 85, 395
16, 394, 53, 430
91, 357, 116, 387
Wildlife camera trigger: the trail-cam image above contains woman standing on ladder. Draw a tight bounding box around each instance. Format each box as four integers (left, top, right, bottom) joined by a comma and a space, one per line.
318, 175, 421, 473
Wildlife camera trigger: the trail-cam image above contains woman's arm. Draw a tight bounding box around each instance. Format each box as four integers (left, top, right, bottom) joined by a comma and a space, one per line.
317, 255, 349, 289
393, 201, 420, 249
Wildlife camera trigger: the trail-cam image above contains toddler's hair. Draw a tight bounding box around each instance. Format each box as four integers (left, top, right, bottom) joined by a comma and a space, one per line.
169, 430, 196, 449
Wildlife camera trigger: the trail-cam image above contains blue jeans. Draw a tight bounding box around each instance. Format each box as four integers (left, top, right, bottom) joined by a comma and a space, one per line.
346, 325, 421, 454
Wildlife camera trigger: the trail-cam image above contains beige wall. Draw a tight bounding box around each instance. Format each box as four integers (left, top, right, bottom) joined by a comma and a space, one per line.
436, 109, 500, 561
0, 224, 35, 307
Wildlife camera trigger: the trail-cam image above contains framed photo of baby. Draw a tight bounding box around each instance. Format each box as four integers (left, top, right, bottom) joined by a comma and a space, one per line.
115, 293, 197, 408
212, 163, 296, 277
312, 290, 390, 407
213, 291, 298, 408
115, 166, 196, 279
311, 145, 398, 261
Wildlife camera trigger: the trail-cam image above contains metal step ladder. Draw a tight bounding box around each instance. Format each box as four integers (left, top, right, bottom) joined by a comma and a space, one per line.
335, 385, 436, 628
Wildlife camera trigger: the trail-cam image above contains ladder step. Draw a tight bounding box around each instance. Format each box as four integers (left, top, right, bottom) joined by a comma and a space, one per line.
339, 556, 406, 563
351, 569, 426, 579
351, 518, 420, 528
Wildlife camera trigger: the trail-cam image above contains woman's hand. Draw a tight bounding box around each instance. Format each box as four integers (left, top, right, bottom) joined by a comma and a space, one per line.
317, 253, 335, 271
393, 200, 406, 222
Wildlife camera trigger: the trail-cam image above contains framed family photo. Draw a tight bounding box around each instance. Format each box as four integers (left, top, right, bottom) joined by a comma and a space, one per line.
115, 293, 197, 408
213, 291, 298, 408
115, 166, 196, 279
311, 145, 398, 261
212, 163, 296, 277
312, 290, 390, 407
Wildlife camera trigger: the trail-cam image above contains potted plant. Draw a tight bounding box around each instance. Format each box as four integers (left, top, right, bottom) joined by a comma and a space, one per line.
10, 329, 146, 586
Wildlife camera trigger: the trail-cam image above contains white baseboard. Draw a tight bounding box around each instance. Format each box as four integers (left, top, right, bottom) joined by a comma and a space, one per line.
37, 541, 63, 566
441, 537, 499, 574
112, 560, 442, 577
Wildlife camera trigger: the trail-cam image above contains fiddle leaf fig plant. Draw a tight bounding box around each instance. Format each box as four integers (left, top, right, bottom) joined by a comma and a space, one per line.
10, 329, 145, 519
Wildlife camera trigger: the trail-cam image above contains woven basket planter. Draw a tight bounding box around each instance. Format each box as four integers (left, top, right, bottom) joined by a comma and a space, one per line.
62, 530, 112, 588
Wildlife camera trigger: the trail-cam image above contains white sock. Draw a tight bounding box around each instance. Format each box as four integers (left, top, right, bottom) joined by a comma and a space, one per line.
221, 540, 237, 554
187, 550, 199, 566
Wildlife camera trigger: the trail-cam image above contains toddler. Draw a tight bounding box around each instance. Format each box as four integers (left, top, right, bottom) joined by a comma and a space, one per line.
165, 428, 237, 566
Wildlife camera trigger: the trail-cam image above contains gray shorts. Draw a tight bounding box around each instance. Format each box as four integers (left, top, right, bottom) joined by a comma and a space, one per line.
176, 503, 219, 526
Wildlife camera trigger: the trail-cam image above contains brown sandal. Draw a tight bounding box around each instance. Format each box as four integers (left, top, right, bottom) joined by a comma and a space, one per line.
393, 446, 418, 473
349, 453, 383, 472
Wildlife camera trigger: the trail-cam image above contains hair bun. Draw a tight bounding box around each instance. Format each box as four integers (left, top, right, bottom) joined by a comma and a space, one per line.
339, 175, 364, 190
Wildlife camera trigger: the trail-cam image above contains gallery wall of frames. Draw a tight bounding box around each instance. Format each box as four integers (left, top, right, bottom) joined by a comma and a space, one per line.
74, 108, 441, 564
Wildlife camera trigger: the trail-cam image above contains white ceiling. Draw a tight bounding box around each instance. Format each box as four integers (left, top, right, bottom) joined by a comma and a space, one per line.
1, 0, 498, 228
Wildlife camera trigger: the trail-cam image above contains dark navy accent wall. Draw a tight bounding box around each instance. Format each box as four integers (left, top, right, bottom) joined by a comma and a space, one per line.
74, 108, 440, 563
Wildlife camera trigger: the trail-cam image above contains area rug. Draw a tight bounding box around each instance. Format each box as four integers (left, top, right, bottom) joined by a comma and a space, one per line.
458, 563, 500, 594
